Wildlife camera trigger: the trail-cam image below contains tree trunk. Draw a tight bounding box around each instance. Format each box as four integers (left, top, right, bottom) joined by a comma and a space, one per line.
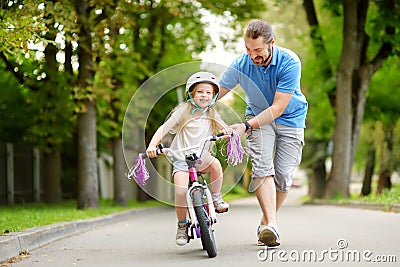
43, 149, 62, 203
308, 157, 326, 199
43, 30, 63, 203
377, 124, 393, 194
113, 137, 127, 206
303, 139, 328, 199
75, 0, 98, 209
360, 143, 375, 196
325, 0, 359, 198
77, 100, 98, 209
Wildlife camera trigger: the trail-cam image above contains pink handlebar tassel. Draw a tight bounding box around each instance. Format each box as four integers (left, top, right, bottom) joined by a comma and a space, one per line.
226, 130, 244, 166
127, 154, 150, 185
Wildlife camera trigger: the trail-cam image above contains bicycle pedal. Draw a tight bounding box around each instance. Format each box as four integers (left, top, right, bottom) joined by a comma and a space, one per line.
215, 208, 228, 214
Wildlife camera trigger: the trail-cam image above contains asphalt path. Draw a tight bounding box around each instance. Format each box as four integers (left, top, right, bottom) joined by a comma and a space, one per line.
9, 188, 400, 267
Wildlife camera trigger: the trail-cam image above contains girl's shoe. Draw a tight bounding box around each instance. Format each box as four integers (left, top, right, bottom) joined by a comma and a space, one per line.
176, 222, 188, 246
212, 193, 229, 213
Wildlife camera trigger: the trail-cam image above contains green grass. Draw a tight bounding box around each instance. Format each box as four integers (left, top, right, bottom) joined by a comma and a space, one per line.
350, 185, 400, 205
0, 199, 163, 234
303, 183, 400, 205
0, 188, 251, 234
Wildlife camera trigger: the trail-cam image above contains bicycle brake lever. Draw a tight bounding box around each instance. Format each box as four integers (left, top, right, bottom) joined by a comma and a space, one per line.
211, 133, 223, 141
156, 144, 164, 155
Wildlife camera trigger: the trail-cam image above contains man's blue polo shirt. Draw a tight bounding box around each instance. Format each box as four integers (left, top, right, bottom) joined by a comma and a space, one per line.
220, 46, 308, 128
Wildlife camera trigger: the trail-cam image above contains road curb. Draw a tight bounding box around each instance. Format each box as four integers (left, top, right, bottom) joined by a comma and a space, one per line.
0, 206, 169, 263
304, 200, 400, 213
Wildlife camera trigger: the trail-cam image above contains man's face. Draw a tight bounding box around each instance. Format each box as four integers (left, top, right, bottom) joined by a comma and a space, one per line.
244, 36, 274, 66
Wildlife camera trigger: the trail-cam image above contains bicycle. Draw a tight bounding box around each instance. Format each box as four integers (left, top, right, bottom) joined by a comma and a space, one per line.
130, 133, 241, 258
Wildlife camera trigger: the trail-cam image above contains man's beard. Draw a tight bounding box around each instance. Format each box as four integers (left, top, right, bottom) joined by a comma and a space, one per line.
252, 56, 265, 66
252, 47, 272, 66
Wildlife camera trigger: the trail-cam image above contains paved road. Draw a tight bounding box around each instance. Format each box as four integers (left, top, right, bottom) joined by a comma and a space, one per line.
9, 188, 400, 266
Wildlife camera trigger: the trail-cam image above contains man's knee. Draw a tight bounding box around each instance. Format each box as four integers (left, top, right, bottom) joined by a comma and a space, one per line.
274, 171, 292, 192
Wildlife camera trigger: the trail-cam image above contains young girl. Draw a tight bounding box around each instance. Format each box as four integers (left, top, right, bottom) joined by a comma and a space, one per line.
146, 71, 230, 246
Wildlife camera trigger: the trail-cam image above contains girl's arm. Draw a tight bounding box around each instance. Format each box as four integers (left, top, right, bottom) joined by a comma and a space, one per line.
214, 112, 232, 135
146, 115, 178, 158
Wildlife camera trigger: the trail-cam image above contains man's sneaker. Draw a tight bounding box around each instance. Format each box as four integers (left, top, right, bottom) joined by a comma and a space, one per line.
176, 222, 188, 246
212, 193, 229, 213
257, 225, 281, 247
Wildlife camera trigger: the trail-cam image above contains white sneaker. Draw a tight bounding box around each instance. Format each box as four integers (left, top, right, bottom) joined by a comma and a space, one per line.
212, 193, 229, 213
176, 223, 188, 246
257, 225, 281, 247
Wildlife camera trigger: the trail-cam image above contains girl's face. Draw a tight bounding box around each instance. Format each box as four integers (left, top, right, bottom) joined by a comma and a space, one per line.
191, 83, 215, 109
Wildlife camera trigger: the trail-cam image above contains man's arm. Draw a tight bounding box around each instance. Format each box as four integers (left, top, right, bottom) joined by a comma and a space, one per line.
248, 91, 292, 129
231, 91, 292, 135
218, 85, 231, 99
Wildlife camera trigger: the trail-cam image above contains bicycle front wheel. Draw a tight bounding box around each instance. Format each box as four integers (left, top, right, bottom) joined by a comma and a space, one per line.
192, 188, 217, 258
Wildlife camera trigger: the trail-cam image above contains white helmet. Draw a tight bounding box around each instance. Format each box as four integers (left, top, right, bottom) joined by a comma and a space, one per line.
185, 71, 220, 96
185, 72, 220, 113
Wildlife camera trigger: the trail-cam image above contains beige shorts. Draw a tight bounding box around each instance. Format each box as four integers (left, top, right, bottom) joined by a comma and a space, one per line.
245, 121, 304, 192
172, 153, 215, 175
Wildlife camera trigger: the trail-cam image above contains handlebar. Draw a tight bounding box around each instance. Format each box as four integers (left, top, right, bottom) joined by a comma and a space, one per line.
141, 133, 231, 161
129, 131, 243, 185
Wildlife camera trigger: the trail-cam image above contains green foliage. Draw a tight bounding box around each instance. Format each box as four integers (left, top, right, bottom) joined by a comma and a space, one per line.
24, 74, 75, 152
0, 0, 47, 55
0, 67, 32, 142
367, 0, 400, 56
1, 0, 267, 150
354, 55, 400, 172
302, 53, 336, 140
95, 0, 267, 148
365, 56, 400, 123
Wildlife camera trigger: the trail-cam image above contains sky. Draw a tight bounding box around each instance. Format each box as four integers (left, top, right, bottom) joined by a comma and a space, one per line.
199, 12, 244, 67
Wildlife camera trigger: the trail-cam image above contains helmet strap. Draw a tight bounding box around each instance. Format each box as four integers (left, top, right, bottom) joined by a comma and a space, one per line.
188, 92, 219, 114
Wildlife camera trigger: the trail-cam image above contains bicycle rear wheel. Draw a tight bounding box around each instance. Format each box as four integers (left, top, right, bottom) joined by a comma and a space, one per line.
192, 188, 217, 258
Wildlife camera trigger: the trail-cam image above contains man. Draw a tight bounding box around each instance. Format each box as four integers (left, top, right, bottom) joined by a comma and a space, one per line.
219, 19, 308, 247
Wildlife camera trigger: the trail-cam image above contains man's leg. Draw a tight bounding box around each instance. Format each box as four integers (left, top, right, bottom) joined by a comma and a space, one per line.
254, 176, 277, 226
259, 188, 288, 225
255, 176, 282, 247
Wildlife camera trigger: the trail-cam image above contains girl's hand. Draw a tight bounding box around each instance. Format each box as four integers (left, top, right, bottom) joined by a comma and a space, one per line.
146, 145, 158, 158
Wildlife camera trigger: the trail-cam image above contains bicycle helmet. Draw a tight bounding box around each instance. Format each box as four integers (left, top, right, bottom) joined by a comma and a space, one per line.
185, 72, 220, 113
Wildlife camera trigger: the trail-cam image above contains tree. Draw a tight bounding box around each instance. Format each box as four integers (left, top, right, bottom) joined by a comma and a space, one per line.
302, 0, 337, 198
1, 0, 74, 203
326, 0, 398, 198
1, 0, 266, 207
302, 0, 399, 198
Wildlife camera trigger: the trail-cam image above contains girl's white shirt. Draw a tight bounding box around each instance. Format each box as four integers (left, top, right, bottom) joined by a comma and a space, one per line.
169, 104, 213, 165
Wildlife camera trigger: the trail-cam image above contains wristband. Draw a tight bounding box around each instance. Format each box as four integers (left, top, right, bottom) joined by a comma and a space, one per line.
243, 121, 252, 133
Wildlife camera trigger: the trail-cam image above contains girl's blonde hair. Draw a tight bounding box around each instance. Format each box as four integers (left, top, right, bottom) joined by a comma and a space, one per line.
172, 102, 220, 134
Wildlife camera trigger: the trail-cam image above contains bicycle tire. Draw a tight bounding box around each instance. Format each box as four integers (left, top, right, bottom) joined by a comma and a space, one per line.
192, 188, 217, 258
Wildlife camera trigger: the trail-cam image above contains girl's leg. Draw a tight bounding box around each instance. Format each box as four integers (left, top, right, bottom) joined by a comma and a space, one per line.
173, 171, 189, 221
200, 159, 223, 194
201, 159, 229, 212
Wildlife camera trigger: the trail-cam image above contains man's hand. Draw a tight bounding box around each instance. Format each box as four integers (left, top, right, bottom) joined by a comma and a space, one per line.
230, 123, 247, 137
221, 127, 233, 136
